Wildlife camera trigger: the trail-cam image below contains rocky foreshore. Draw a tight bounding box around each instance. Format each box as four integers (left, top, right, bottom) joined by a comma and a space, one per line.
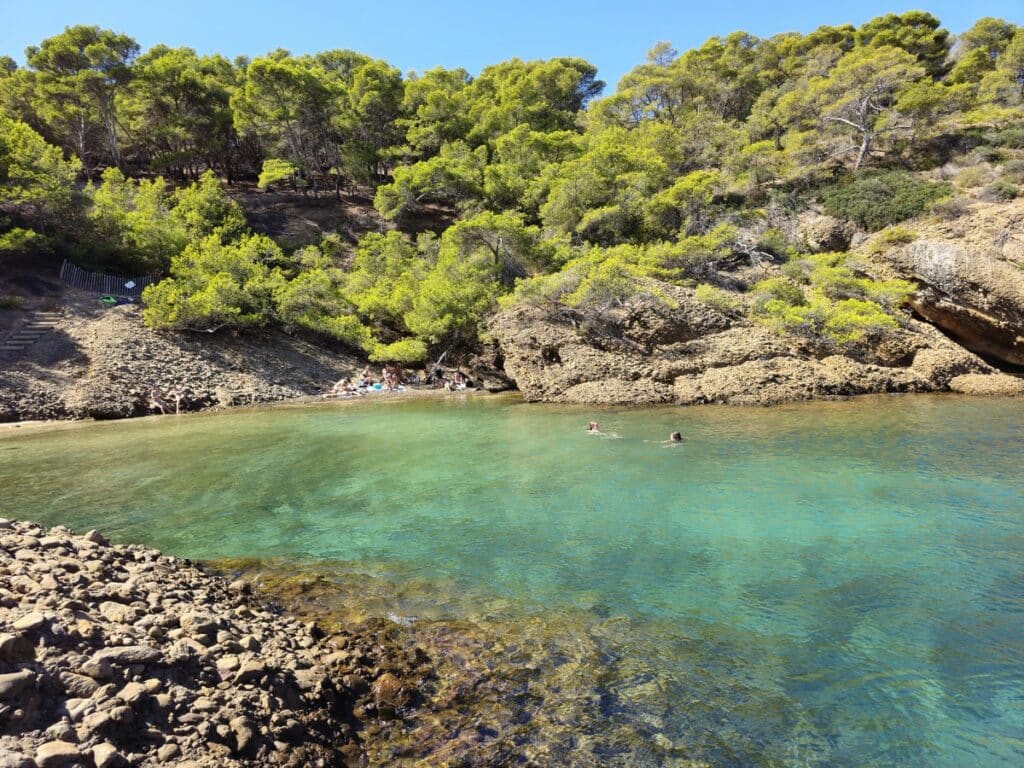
0, 520, 430, 767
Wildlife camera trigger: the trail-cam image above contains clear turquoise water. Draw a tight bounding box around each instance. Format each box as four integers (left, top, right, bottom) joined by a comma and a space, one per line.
2, 395, 1023, 766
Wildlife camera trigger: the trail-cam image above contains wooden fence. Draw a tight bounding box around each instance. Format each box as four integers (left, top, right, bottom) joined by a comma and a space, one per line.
59, 260, 160, 298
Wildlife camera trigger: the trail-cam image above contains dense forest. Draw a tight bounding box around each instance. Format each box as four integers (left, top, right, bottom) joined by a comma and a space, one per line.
1, 12, 1023, 363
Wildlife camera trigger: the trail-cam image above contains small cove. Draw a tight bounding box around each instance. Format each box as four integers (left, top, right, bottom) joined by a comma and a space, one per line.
2, 394, 1023, 766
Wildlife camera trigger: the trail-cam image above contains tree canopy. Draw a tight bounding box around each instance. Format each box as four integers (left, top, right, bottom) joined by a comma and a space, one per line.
2, 13, 1022, 357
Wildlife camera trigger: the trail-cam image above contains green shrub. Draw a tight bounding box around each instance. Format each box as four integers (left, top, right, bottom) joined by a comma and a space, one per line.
821, 171, 953, 231
273, 264, 372, 350
142, 233, 284, 331
930, 198, 971, 221
990, 128, 1024, 149
0, 227, 50, 257
872, 228, 921, 252
694, 283, 741, 313
368, 338, 429, 364
257, 158, 298, 190
985, 179, 1020, 201
999, 160, 1024, 185
954, 165, 991, 189
0, 294, 25, 310
756, 293, 899, 344
750, 277, 806, 315
751, 253, 912, 345
756, 227, 792, 257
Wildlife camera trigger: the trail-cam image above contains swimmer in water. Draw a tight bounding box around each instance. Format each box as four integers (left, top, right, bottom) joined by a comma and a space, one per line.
645, 431, 684, 446
587, 421, 601, 433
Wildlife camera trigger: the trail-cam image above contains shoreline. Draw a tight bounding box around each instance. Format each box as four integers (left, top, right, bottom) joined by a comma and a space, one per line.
0, 387, 511, 432
3, 386, 1021, 434
0, 518, 434, 767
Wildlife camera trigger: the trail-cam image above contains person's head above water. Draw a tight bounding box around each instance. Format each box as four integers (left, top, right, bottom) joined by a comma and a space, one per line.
670, 432, 682, 442
588, 421, 600, 432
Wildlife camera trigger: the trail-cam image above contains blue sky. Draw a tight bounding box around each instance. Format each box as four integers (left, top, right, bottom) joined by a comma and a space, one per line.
2, 1, 1022, 89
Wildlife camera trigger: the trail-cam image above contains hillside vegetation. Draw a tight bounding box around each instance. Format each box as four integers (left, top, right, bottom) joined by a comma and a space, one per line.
2, 12, 1023, 368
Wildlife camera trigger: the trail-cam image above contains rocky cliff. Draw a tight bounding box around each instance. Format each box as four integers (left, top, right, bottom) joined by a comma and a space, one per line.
491, 201, 1024, 406
865, 198, 1024, 368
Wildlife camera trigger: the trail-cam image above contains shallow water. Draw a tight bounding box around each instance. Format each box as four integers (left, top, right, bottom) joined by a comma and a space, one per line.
2, 395, 1023, 766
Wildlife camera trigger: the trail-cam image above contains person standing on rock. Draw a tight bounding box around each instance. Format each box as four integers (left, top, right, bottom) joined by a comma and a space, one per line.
169, 386, 187, 414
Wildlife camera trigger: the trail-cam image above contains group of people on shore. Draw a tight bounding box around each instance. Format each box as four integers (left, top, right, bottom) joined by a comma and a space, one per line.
322, 364, 474, 399
149, 385, 187, 415
587, 421, 683, 445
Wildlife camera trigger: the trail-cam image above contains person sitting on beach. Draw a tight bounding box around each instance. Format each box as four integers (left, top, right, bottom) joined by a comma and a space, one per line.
149, 386, 172, 415
446, 371, 467, 391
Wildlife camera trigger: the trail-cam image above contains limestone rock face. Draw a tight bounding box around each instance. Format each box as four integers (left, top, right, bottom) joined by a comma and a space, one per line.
880, 241, 1024, 366
490, 281, 1014, 406
868, 198, 1024, 367
949, 373, 1024, 397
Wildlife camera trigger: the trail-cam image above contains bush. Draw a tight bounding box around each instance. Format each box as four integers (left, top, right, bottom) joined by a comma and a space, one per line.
756, 227, 792, 257
954, 165, 992, 189
985, 179, 1020, 201
999, 160, 1024, 185
872, 227, 921, 250
930, 197, 971, 221
751, 253, 912, 345
750, 277, 806, 315
142, 234, 284, 331
368, 338, 429, 364
273, 264, 372, 350
0, 227, 50, 257
990, 128, 1024, 149
694, 283, 741, 314
755, 293, 899, 345
821, 171, 953, 231
0, 294, 25, 310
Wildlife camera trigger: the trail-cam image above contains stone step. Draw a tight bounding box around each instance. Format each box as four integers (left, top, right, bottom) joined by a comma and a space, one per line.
0, 346, 26, 352
33, 312, 62, 316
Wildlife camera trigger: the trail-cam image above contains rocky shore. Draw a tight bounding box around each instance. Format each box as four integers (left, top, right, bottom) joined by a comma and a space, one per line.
0, 520, 431, 767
